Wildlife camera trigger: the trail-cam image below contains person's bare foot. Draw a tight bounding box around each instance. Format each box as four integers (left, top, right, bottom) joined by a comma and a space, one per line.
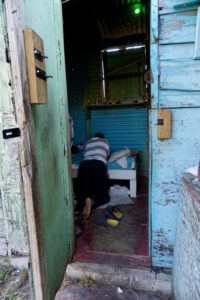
83, 197, 92, 219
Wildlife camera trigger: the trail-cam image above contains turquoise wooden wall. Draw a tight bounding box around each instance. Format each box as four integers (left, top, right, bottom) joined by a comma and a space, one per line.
150, 0, 200, 267
23, 0, 74, 298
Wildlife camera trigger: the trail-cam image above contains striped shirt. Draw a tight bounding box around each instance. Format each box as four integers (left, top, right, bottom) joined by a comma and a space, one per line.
83, 137, 110, 165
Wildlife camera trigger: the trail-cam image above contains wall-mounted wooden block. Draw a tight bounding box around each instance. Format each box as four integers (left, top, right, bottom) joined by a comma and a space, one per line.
24, 27, 48, 104
157, 109, 172, 139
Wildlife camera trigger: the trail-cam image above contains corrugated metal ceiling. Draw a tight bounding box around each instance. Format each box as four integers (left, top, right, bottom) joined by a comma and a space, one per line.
62, 0, 148, 50
88, 0, 147, 39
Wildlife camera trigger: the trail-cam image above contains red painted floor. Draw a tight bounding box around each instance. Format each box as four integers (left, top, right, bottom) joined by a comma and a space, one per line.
75, 177, 150, 269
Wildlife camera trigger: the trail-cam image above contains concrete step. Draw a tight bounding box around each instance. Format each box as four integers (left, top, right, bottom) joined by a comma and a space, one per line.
66, 262, 172, 295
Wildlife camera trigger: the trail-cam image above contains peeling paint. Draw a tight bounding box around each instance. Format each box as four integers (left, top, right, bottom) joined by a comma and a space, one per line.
0, 3, 29, 255
151, 0, 200, 269
173, 177, 200, 299
153, 229, 174, 258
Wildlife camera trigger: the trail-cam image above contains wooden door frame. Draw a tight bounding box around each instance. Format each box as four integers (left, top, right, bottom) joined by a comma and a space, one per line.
149, 0, 159, 264
5, 1, 44, 299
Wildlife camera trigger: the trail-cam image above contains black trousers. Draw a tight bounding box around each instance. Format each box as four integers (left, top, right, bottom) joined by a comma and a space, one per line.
76, 159, 110, 211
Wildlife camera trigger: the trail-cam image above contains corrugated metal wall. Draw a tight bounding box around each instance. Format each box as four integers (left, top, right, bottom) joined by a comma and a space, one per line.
67, 51, 102, 143
90, 107, 148, 176
67, 54, 87, 144
86, 52, 102, 105
67, 50, 149, 176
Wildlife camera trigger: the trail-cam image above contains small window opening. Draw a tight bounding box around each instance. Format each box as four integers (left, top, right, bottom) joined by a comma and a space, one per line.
101, 43, 148, 106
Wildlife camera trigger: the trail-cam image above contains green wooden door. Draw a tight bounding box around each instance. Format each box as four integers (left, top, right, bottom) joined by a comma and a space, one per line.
5, 0, 74, 299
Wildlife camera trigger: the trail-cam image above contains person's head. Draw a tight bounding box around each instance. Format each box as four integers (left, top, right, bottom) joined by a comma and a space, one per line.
94, 132, 105, 139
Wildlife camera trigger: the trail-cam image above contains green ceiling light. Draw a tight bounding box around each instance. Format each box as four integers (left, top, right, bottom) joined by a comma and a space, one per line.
134, 7, 141, 14
131, 4, 143, 16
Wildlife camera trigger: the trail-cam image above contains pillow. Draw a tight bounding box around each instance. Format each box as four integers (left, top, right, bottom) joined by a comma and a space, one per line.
108, 148, 131, 162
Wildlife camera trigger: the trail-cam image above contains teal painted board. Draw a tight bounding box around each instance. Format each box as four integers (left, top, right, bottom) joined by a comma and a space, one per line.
159, 0, 199, 14
150, 108, 200, 267
24, 0, 74, 299
159, 43, 194, 60
173, 0, 200, 7
90, 108, 149, 176
159, 90, 200, 108
160, 60, 200, 91
157, 3, 200, 108
159, 10, 197, 44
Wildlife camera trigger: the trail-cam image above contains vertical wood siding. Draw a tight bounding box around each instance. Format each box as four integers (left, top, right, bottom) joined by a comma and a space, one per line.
0, 3, 29, 256
151, 0, 200, 267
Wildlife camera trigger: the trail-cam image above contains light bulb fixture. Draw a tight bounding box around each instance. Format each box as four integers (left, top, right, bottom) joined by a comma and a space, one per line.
134, 8, 141, 14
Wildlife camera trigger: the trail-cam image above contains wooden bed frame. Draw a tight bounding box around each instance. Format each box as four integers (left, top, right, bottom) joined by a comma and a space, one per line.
72, 155, 138, 198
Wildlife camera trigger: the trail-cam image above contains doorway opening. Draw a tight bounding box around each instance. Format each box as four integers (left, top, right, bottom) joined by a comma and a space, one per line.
62, 0, 150, 268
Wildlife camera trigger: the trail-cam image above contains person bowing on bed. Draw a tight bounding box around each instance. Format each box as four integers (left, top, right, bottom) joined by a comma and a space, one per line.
75, 132, 110, 219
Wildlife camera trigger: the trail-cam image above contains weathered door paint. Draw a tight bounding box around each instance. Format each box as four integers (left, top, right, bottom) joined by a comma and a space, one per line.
150, 0, 200, 267
5, 0, 74, 299
0, 3, 29, 257
23, 0, 74, 298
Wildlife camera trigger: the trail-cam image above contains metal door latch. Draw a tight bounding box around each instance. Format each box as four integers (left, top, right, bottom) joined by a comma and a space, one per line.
157, 119, 164, 125
2, 128, 21, 139
34, 48, 48, 61
35, 67, 53, 81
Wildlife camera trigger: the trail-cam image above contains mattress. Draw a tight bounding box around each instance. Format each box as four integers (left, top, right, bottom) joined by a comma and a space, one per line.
71, 152, 136, 170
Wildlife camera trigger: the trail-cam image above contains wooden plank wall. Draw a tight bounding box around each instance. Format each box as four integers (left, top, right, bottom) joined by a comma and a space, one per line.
157, 1, 200, 108
0, 3, 29, 256
150, 0, 200, 267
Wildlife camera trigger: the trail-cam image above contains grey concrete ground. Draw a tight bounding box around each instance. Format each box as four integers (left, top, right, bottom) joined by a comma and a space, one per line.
0, 257, 172, 299
55, 262, 172, 300
55, 275, 172, 300
0, 257, 31, 299
66, 262, 171, 295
